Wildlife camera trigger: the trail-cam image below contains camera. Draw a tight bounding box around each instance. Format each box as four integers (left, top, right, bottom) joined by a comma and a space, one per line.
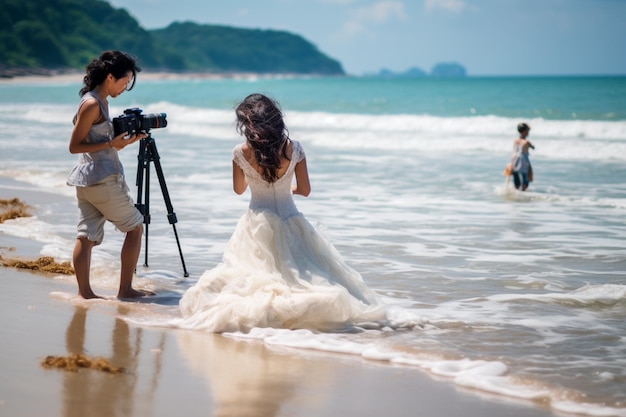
113, 108, 167, 137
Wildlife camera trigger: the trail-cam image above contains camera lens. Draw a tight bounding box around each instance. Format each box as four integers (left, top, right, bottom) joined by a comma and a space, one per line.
141, 113, 167, 130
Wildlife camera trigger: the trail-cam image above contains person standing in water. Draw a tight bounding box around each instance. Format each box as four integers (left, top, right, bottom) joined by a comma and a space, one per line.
510, 122, 535, 191
67, 51, 150, 299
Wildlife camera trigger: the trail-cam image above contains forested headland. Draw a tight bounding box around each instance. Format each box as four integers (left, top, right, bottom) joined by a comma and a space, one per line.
0, 0, 345, 77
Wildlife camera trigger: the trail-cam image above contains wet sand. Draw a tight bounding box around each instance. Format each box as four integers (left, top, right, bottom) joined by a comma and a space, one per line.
0, 266, 565, 417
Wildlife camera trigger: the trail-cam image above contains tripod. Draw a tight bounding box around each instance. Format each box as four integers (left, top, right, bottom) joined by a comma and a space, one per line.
135, 132, 189, 277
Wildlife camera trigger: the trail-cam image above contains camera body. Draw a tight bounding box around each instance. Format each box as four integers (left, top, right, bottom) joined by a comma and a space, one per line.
112, 108, 167, 137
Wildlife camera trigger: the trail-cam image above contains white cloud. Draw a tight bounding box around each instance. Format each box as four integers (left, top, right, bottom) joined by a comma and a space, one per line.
341, 1, 407, 35
355, 1, 407, 22
425, 0, 466, 13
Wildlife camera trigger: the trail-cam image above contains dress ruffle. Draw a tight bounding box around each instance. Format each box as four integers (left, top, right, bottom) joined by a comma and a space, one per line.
180, 210, 386, 332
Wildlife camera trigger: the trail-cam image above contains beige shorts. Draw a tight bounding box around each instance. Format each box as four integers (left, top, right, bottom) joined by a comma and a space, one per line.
75, 174, 143, 245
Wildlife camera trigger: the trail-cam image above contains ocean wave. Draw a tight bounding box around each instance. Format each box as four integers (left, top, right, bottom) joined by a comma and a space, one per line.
223, 327, 626, 417
150, 103, 626, 161
490, 284, 626, 307
2, 102, 626, 161
5, 101, 626, 141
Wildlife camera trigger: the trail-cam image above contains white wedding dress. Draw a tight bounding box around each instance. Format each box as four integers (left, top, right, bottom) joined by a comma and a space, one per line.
179, 141, 387, 332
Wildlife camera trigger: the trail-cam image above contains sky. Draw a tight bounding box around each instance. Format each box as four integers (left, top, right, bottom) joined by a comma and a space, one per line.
107, 0, 626, 76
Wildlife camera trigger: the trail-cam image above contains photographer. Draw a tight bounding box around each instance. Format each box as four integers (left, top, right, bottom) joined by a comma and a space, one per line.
67, 50, 151, 299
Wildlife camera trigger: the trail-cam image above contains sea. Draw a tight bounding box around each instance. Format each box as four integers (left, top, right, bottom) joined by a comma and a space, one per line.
1, 75, 625, 416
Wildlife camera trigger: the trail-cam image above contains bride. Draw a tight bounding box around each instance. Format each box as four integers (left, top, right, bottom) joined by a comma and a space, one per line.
179, 93, 386, 333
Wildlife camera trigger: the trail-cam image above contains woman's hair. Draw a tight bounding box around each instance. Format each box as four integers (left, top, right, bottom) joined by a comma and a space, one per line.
235, 93, 290, 182
79, 50, 141, 96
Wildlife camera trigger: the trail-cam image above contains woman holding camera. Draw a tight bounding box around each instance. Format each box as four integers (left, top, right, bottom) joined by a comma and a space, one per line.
67, 50, 149, 299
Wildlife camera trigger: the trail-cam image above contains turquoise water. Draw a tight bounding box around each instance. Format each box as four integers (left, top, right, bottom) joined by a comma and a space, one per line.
3, 76, 625, 120
1, 75, 625, 416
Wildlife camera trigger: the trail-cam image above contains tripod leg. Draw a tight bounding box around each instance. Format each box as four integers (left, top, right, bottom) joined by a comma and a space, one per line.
146, 138, 189, 277
143, 158, 151, 267
135, 138, 151, 268
135, 138, 147, 216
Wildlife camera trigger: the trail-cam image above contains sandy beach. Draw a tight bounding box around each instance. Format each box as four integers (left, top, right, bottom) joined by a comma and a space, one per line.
0, 179, 566, 417
0, 268, 563, 417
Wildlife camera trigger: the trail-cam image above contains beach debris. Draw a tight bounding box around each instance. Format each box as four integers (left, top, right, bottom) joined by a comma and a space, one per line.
0, 198, 31, 223
41, 354, 124, 374
0, 255, 75, 275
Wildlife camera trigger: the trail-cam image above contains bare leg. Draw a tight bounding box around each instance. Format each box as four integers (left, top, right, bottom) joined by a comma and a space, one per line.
117, 224, 151, 298
73, 237, 101, 299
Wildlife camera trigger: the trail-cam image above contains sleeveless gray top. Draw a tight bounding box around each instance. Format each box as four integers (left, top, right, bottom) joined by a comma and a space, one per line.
67, 91, 123, 187
511, 142, 531, 174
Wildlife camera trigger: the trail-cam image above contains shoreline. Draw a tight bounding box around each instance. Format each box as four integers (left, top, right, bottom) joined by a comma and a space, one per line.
0, 69, 340, 84
0, 265, 562, 417
0, 174, 564, 417
1, 68, 623, 86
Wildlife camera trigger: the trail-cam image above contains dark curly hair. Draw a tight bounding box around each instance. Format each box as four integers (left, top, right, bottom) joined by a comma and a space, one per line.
517, 122, 530, 133
235, 93, 290, 182
79, 51, 141, 96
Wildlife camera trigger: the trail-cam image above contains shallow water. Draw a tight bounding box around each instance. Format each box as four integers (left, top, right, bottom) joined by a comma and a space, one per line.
1, 75, 625, 416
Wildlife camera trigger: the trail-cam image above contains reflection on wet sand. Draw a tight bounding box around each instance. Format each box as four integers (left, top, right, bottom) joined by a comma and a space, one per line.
177, 331, 333, 417
55, 304, 354, 417
60, 306, 165, 417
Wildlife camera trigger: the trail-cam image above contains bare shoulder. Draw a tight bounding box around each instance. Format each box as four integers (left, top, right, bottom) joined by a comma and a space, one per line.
75, 97, 101, 124
240, 142, 259, 167
240, 142, 252, 158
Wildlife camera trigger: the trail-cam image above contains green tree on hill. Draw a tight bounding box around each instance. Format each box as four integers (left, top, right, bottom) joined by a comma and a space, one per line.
0, 0, 344, 75
151, 22, 343, 74
0, 0, 159, 68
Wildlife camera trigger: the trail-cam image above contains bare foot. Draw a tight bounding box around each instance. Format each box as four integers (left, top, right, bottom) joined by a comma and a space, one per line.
79, 291, 104, 300
117, 288, 155, 299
